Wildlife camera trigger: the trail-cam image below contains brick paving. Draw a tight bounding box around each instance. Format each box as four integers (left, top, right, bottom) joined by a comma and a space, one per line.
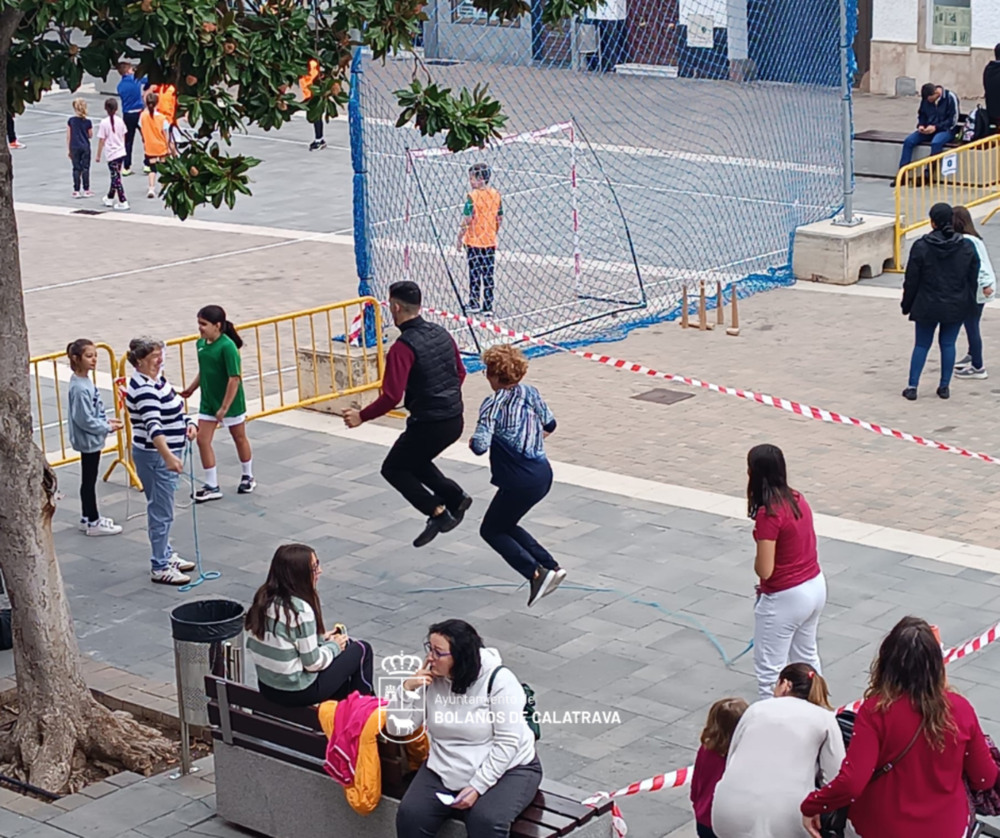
9, 86, 1000, 837
45, 419, 1000, 837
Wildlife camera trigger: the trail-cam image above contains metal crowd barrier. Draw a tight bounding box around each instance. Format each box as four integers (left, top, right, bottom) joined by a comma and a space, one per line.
892, 133, 1000, 272
30, 297, 386, 488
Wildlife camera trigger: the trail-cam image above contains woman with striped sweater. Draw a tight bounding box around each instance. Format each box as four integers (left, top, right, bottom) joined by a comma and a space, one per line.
246, 543, 374, 707
125, 337, 198, 585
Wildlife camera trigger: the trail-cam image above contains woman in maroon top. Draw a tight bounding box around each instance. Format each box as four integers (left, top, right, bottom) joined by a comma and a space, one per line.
802, 616, 997, 838
748, 444, 826, 699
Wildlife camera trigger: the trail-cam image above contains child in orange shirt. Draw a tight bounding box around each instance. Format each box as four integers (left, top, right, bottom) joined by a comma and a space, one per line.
456, 163, 502, 315
139, 92, 177, 199
143, 84, 178, 172
300, 59, 326, 151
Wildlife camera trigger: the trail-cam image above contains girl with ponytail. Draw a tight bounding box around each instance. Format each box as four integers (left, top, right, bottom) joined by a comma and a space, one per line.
711, 662, 844, 838
180, 305, 255, 501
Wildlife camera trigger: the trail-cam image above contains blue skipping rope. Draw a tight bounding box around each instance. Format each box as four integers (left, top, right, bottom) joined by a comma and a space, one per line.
404, 582, 754, 667
177, 440, 221, 593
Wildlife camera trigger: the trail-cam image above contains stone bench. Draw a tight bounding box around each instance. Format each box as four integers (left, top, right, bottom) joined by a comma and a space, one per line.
205, 676, 613, 838
855, 129, 961, 179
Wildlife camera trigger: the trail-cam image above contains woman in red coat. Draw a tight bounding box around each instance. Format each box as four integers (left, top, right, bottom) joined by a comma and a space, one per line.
801, 616, 997, 838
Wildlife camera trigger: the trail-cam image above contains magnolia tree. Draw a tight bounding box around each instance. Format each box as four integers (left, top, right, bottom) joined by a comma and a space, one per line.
0, 0, 597, 793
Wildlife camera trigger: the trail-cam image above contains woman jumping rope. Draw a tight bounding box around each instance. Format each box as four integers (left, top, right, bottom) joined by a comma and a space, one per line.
180, 305, 255, 502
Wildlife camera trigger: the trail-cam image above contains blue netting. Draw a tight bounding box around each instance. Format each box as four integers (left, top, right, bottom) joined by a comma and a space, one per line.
351, 0, 853, 354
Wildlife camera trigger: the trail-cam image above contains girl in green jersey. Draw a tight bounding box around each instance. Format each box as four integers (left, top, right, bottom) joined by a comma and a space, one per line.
180, 305, 255, 502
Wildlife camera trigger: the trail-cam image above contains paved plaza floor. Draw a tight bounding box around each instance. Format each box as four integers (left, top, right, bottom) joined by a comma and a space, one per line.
10, 87, 1000, 837
47, 412, 1000, 838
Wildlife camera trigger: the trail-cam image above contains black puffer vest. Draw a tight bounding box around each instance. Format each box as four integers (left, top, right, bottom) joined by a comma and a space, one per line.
396, 317, 463, 422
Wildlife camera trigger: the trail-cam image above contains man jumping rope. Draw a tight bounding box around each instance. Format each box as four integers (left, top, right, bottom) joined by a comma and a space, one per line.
343, 281, 472, 547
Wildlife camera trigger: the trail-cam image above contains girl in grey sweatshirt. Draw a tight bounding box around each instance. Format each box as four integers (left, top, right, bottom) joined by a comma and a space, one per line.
67, 339, 123, 536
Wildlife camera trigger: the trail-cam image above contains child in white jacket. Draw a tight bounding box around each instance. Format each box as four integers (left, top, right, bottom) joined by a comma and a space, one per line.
954, 206, 996, 380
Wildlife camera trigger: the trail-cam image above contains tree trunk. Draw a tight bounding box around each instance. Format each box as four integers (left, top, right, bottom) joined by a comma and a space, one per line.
0, 20, 175, 793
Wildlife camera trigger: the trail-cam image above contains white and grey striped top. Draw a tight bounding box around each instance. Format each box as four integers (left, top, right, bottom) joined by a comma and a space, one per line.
125, 372, 191, 451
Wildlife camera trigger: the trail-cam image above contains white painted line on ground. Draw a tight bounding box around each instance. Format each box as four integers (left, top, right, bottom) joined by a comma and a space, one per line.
15, 202, 354, 245
17, 128, 68, 139
257, 406, 1000, 575
25, 237, 320, 294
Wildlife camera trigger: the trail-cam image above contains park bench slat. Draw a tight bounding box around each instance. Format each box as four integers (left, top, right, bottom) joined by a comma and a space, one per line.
510, 819, 560, 838
208, 701, 327, 760
518, 804, 578, 835
535, 789, 609, 819
206, 675, 323, 731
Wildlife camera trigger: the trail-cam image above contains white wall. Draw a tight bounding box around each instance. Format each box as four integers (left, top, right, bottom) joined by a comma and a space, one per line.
678, 0, 727, 28
873, 0, 918, 43
971, 0, 1000, 49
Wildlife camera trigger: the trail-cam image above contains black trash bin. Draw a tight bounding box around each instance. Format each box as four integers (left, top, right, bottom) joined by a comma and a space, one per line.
170, 599, 245, 729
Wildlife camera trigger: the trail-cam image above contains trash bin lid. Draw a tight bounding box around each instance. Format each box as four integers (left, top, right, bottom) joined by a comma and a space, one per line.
170, 599, 245, 643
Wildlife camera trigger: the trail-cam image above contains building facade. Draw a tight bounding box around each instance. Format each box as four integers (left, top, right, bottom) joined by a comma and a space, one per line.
859, 0, 1000, 98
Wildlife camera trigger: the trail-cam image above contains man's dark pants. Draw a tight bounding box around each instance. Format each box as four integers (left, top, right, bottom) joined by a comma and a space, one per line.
381, 416, 465, 516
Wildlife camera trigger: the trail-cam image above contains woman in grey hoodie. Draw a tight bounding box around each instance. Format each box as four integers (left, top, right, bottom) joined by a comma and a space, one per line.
67, 339, 123, 536
395, 619, 541, 838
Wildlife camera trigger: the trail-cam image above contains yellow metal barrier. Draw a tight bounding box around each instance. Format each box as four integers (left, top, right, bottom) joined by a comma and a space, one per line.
34, 297, 386, 486
28, 343, 140, 488
113, 297, 386, 482
892, 133, 1000, 272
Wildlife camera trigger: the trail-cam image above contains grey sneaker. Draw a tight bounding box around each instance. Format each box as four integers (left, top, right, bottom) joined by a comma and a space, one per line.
541, 568, 567, 599
194, 485, 223, 503
527, 568, 556, 607
955, 354, 973, 369
955, 366, 988, 380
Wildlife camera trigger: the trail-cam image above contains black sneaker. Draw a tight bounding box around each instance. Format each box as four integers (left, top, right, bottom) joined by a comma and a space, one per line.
238, 476, 257, 494
413, 510, 457, 548
449, 494, 473, 526
309, 139, 326, 152
193, 485, 223, 503
902, 387, 917, 401
937, 386, 950, 399
527, 568, 556, 607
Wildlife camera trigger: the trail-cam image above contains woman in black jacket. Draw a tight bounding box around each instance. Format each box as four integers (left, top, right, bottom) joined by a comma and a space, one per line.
901, 202, 980, 400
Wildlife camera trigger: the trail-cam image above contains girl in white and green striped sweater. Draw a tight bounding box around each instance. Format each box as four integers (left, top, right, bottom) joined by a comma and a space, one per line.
245, 543, 374, 707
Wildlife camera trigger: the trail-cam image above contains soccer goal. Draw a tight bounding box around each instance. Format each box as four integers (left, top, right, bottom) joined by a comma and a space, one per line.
377, 120, 647, 353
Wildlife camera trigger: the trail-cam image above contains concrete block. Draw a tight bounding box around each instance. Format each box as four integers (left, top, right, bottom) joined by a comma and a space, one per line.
792, 215, 896, 285
895, 76, 917, 97
297, 343, 383, 417
214, 742, 612, 838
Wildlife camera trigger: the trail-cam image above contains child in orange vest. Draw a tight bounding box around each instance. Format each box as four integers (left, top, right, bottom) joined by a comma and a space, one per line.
457, 163, 502, 315
300, 59, 326, 151
143, 84, 178, 173
139, 92, 177, 199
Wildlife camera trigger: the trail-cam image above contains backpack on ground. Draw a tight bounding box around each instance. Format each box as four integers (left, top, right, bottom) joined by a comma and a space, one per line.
961, 107, 993, 143
488, 665, 540, 740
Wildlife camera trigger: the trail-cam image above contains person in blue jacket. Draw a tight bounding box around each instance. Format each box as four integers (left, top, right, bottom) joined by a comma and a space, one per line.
894, 83, 959, 182
116, 62, 148, 176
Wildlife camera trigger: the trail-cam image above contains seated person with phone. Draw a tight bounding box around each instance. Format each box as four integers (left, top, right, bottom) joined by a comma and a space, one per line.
245, 543, 374, 707
393, 619, 541, 838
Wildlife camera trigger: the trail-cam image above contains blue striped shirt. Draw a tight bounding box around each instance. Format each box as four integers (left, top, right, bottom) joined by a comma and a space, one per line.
126, 372, 191, 451
471, 384, 556, 487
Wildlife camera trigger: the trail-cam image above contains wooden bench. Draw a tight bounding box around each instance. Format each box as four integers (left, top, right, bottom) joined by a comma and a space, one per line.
205, 677, 613, 838
854, 129, 960, 179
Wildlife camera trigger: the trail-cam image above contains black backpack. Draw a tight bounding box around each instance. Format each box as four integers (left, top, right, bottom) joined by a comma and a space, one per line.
487, 666, 540, 740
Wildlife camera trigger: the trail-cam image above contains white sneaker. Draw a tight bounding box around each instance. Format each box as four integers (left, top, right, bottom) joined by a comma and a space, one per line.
151, 566, 191, 585
169, 553, 197, 572
114, 201, 130, 211
541, 568, 567, 599
147, 188, 155, 199
102, 195, 114, 207
78, 517, 89, 532
86, 517, 122, 537
955, 366, 988, 380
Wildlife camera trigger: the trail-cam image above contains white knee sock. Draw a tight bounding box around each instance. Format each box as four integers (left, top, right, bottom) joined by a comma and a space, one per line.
241, 459, 253, 477
204, 467, 218, 488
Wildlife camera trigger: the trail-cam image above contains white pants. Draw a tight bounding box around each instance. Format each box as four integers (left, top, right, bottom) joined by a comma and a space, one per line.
754, 572, 827, 699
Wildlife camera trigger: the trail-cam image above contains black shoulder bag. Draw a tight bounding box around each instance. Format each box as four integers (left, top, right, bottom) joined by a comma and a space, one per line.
819, 719, 925, 838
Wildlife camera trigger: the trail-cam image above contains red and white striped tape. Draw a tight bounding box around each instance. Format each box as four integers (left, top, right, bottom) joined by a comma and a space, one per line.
571, 610, 1000, 836
424, 307, 1000, 468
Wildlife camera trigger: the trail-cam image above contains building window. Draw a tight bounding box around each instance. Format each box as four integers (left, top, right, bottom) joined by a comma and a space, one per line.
452, 0, 521, 27
927, 0, 971, 49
